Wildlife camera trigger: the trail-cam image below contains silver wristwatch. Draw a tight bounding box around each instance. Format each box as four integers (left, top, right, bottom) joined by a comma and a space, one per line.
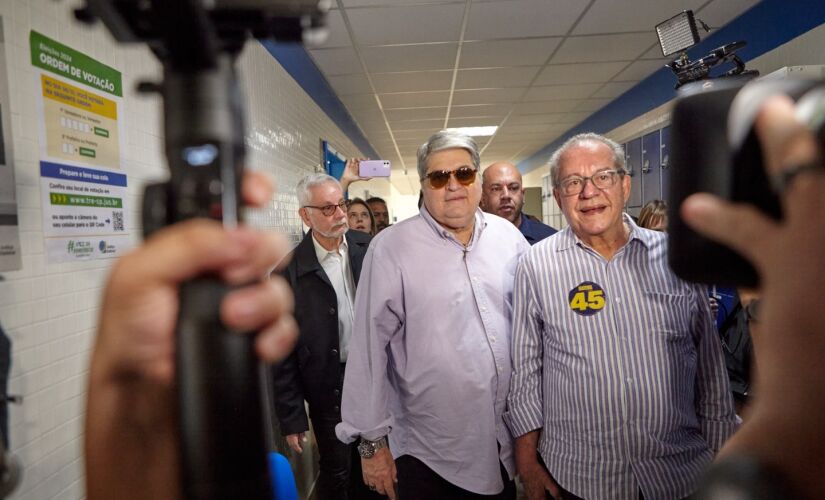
357, 436, 388, 458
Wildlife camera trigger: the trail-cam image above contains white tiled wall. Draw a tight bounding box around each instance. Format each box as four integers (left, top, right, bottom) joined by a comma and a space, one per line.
0, 1, 366, 498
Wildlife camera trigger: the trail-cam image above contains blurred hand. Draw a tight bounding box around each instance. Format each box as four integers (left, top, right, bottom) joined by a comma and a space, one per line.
85, 171, 298, 500
286, 432, 306, 454
340, 158, 370, 192
681, 95, 825, 497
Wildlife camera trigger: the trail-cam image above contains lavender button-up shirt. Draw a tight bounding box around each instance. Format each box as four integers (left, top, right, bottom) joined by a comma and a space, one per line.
336, 207, 530, 494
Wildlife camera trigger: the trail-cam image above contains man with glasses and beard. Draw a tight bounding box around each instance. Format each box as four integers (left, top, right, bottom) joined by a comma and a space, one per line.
336, 130, 530, 499
271, 173, 377, 499
506, 133, 738, 500
481, 161, 556, 245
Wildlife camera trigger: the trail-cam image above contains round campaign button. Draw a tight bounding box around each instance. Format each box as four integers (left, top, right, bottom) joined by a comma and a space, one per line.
568, 281, 607, 316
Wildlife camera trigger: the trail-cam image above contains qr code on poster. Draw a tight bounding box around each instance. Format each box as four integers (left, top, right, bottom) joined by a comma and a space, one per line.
112, 211, 124, 231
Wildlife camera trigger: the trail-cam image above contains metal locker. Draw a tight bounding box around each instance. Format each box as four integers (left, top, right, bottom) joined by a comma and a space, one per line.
641, 131, 662, 203
625, 137, 642, 207
660, 126, 671, 202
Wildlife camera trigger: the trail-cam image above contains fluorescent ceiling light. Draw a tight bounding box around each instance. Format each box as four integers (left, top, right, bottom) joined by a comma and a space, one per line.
446, 126, 498, 137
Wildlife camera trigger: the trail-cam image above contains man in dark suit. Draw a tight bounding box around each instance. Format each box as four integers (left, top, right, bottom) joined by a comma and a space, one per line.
272, 173, 374, 499
481, 161, 557, 245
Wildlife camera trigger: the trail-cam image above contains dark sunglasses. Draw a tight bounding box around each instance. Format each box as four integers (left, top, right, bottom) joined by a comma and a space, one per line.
422, 166, 478, 189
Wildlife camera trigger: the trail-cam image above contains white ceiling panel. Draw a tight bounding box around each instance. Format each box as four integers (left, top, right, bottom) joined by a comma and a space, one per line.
611, 59, 668, 81
535, 62, 628, 85
392, 129, 436, 139
573, 0, 707, 35
446, 116, 502, 127
640, 44, 668, 60
511, 100, 583, 114
385, 107, 448, 121
381, 91, 451, 108
309, 47, 362, 76
552, 33, 657, 64
523, 83, 602, 101
302, 0, 761, 178
341, 93, 381, 110
452, 88, 526, 105
591, 81, 636, 99
390, 118, 446, 131
316, 10, 352, 48
347, 4, 466, 45
341, 0, 461, 8
362, 43, 458, 72
327, 73, 372, 96
449, 104, 512, 118
455, 67, 542, 89
465, 0, 589, 39
371, 71, 454, 93
696, 0, 761, 28
508, 112, 588, 125
461, 38, 562, 68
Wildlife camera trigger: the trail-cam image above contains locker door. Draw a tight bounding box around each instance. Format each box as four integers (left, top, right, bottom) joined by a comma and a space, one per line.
625, 137, 642, 208
660, 126, 671, 202
641, 131, 662, 203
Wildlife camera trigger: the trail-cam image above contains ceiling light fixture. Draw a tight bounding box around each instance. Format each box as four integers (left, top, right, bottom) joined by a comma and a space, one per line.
445, 126, 498, 137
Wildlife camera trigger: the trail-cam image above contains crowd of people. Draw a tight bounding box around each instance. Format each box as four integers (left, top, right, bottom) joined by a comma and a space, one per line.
84, 94, 824, 500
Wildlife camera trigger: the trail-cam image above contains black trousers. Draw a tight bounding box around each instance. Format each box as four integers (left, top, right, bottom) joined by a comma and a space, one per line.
310, 364, 384, 500
396, 454, 516, 500
311, 415, 385, 500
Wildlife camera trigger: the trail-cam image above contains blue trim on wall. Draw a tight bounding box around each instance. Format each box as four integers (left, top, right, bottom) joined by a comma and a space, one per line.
517, 0, 825, 174
261, 41, 379, 160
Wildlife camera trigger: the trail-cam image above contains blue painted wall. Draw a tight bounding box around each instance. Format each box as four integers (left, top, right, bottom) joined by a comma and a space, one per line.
517, 0, 825, 174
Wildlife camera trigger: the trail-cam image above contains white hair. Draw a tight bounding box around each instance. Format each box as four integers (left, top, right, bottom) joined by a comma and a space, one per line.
296, 173, 340, 207
547, 133, 627, 187
417, 130, 480, 179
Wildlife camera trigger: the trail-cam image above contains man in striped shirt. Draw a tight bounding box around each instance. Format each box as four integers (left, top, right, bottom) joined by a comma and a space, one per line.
505, 133, 738, 500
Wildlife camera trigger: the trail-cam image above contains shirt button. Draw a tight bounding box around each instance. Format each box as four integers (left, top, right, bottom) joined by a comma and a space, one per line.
334, 405, 340, 412
616, 297, 622, 303
329, 307, 336, 315
626, 377, 633, 384
481, 307, 487, 313
332, 348, 339, 356
490, 336, 496, 343
334, 389, 341, 397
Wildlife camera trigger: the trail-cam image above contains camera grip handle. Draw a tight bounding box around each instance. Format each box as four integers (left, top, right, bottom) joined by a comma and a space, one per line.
176, 278, 272, 500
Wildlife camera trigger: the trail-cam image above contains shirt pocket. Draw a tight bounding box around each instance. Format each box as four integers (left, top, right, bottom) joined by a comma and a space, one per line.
642, 290, 693, 340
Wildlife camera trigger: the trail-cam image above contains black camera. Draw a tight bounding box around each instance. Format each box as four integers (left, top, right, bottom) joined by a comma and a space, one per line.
668, 75, 825, 287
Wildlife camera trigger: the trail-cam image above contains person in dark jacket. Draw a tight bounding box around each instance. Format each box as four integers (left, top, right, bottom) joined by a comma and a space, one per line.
272, 173, 375, 499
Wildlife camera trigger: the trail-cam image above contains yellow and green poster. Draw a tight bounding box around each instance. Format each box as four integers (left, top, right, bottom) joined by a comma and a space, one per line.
31, 30, 131, 262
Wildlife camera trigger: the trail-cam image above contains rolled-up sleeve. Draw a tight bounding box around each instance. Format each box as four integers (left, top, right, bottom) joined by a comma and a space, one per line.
504, 255, 546, 438
336, 241, 404, 443
691, 284, 740, 452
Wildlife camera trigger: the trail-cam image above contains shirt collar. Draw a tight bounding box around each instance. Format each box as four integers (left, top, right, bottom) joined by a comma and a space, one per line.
419, 205, 487, 250
312, 230, 348, 263
556, 213, 651, 253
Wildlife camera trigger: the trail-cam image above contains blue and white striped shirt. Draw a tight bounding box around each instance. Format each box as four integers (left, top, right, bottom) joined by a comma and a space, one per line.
505, 215, 738, 500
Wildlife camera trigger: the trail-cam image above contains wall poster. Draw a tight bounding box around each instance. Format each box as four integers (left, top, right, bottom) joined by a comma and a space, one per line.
30, 30, 131, 262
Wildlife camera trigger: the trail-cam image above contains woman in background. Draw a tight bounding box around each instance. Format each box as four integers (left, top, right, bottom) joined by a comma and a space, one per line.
347, 198, 376, 235
638, 199, 668, 231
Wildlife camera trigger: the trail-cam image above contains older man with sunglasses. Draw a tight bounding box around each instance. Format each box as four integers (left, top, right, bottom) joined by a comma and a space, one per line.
337, 130, 530, 499
506, 133, 738, 500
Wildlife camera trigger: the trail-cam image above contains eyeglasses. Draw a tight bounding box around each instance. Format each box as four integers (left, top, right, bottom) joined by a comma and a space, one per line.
558, 169, 623, 196
422, 166, 478, 189
303, 200, 347, 216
